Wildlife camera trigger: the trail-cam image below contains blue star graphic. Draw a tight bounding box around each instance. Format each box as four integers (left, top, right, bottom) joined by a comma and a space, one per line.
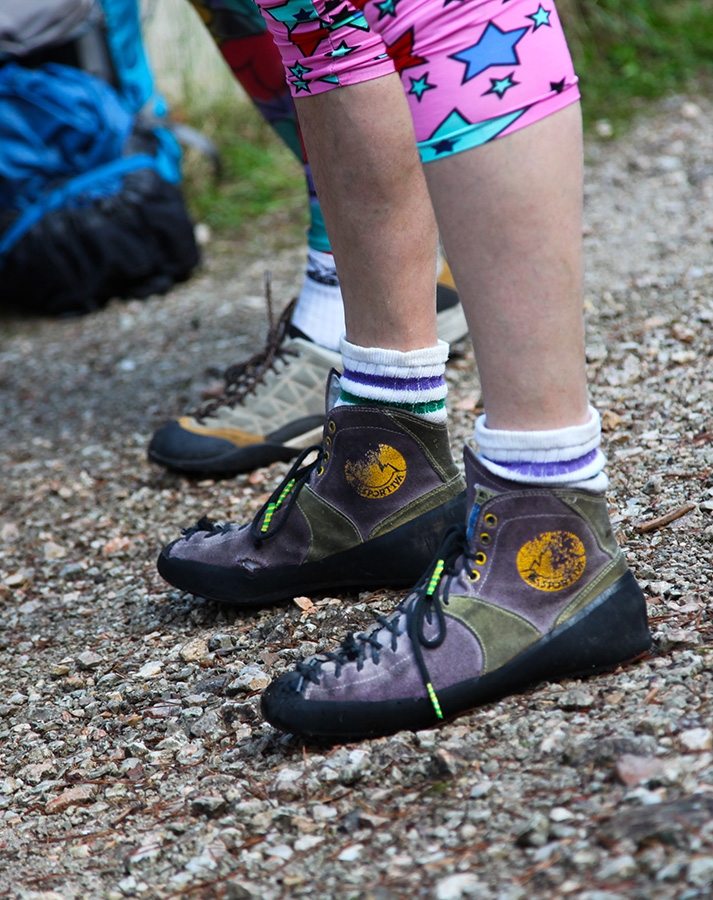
432, 138, 458, 155
331, 8, 370, 31
409, 73, 436, 101
485, 72, 519, 98
450, 21, 527, 83
291, 78, 311, 93
527, 5, 551, 28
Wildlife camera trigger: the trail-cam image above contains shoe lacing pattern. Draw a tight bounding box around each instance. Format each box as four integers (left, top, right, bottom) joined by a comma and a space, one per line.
294, 522, 485, 721
177, 443, 324, 545
250, 443, 326, 546
180, 514, 231, 538
193, 296, 299, 421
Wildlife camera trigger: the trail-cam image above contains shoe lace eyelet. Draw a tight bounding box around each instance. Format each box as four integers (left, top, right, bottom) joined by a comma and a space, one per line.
325, 435, 332, 448
323, 450, 330, 462
328, 420, 336, 434
467, 569, 481, 583
475, 551, 487, 566
480, 533, 491, 546
484, 513, 498, 527
316, 465, 325, 476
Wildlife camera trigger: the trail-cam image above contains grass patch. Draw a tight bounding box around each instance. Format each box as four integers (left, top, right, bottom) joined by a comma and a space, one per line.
560, 0, 713, 127
177, 98, 306, 241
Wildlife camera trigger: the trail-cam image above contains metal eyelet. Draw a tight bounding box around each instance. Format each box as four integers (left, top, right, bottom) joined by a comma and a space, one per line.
475, 551, 487, 566
328, 420, 336, 434
316, 465, 325, 476
466, 569, 481, 583
484, 513, 498, 527
323, 451, 330, 462
480, 533, 492, 546
325, 435, 332, 448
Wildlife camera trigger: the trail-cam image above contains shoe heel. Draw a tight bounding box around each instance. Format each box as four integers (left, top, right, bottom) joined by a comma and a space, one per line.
444, 571, 652, 718
542, 570, 652, 677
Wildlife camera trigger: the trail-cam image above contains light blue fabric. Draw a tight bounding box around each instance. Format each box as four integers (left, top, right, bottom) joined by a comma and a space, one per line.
98, 0, 182, 183
98, 0, 154, 113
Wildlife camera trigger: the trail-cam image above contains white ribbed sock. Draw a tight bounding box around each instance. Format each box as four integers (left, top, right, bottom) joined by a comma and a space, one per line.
474, 406, 608, 491
335, 338, 449, 423
290, 249, 345, 352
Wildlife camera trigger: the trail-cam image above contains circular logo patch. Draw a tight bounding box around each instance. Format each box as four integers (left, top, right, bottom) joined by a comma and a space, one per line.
516, 531, 586, 592
345, 444, 407, 499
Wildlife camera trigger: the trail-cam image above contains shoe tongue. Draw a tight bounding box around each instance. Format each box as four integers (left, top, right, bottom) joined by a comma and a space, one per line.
325, 369, 341, 412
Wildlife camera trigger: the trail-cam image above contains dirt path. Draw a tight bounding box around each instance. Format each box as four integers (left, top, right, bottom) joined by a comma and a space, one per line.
1, 96, 713, 900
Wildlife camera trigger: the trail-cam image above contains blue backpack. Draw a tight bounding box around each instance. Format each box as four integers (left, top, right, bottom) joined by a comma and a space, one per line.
0, 0, 199, 315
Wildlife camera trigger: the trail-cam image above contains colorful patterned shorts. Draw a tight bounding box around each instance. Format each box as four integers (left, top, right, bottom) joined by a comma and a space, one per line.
254, 0, 580, 160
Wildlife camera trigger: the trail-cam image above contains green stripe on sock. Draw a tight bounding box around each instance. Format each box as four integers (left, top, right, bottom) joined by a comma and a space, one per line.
339, 389, 446, 416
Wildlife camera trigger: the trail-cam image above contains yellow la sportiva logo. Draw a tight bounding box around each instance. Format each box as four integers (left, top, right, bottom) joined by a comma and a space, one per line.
516, 531, 586, 592
345, 444, 407, 499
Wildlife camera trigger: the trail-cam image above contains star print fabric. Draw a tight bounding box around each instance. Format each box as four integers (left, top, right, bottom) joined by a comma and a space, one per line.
254, 0, 579, 160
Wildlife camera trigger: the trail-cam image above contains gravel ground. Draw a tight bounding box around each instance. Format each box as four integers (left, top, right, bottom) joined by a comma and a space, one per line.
2, 96, 713, 900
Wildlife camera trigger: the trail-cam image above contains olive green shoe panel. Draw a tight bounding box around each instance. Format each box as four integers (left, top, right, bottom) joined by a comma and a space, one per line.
298, 488, 363, 564
313, 405, 459, 542
386, 409, 463, 483
558, 492, 621, 556
554, 553, 630, 628
445, 596, 542, 674
371, 476, 465, 540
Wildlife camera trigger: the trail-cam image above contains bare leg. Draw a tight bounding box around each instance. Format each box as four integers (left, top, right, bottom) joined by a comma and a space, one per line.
296, 82, 588, 430
295, 75, 439, 352
425, 103, 589, 431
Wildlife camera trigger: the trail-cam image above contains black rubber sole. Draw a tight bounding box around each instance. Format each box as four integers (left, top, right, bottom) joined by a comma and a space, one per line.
260, 570, 653, 741
158, 491, 467, 607
148, 439, 300, 477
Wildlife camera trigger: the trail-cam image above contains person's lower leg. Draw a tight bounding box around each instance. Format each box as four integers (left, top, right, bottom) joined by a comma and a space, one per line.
295, 76, 440, 353
421, 103, 603, 488
188, 0, 344, 347
294, 77, 448, 421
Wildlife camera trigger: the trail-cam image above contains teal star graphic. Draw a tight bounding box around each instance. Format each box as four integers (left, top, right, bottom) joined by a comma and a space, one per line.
409, 73, 436, 102
264, 0, 319, 29
485, 72, 518, 98
328, 40, 355, 58
528, 5, 551, 28
375, 0, 398, 18
330, 9, 370, 32
289, 61, 312, 79
291, 78, 311, 93
426, 110, 470, 153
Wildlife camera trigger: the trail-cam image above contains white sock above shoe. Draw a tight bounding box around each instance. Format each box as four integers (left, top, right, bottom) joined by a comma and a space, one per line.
474, 406, 608, 491
335, 338, 449, 423
290, 249, 345, 352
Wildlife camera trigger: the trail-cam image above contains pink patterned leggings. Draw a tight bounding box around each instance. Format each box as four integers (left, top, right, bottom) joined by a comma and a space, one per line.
253, 0, 580, 160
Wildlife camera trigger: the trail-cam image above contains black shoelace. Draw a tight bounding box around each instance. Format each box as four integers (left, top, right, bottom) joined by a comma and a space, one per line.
295, 524, 475, 720
249, 444, 325, 546
179, 442, 325, 546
